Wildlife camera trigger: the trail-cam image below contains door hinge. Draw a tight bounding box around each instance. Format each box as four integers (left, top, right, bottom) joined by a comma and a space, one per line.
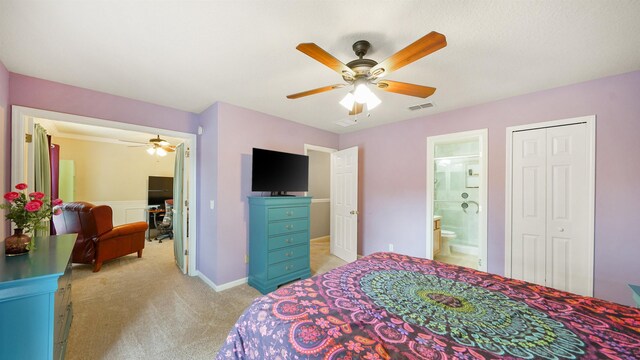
184, 200, 189, 207
184, 249, 189, 256
185, 148, 190, 158
25, 134, 32, 143
478, 258, 482, 267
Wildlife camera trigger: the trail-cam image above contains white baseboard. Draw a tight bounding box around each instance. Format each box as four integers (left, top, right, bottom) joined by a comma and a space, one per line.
197, 272, 247, 292
310, 235, 330, 243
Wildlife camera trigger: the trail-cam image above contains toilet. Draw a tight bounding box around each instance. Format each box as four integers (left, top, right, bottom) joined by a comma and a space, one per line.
440, 230, 455, 256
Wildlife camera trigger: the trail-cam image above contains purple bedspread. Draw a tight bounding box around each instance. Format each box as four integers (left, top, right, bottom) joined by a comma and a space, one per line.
217, 252, 640, 359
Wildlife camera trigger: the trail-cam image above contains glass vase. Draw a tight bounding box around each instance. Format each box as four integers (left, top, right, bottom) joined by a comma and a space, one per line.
4, 228, 31, 256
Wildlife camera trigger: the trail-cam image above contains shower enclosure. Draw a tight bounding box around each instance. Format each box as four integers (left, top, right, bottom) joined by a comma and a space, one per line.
426, 130, 487, 271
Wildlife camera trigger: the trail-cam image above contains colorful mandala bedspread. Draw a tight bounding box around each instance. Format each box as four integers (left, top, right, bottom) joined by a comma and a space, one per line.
217, 252, 640, 359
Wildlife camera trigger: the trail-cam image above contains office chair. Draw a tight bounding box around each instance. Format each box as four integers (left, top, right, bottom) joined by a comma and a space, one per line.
154, 199, 174, 243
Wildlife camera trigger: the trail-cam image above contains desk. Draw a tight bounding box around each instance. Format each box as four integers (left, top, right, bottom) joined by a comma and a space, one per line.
145, 209, 165, 241
630, 284, 640, 308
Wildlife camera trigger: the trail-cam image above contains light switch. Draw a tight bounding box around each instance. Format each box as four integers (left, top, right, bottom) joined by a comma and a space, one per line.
210, 200, 215, 210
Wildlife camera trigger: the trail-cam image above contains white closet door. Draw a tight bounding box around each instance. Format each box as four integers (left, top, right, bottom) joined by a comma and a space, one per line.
511, 122, 591, 296
511, 129, 547, 286
545, 124, 590, 296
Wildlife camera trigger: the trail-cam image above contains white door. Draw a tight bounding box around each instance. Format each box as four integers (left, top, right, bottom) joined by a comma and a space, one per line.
510, 122, 592, 296
545, 124, 589, 295
511, 128, 547, 286
330, 146, 358, 262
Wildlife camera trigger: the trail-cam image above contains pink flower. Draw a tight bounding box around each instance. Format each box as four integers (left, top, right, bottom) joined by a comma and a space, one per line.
3, 192, 20, 201
32, 199, 44, 206
53, 208, 62, 216
15, 183, 28, 190
25, 201, 43, 212
52, 198, 63, 206
29, 192, 45, 200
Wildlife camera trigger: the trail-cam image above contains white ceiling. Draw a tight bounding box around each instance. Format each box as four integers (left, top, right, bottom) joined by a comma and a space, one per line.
36, 117, 184, 146
1, 1, 639, 134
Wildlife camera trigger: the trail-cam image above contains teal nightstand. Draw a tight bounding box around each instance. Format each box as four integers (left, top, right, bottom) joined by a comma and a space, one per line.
629, 284, 640, 308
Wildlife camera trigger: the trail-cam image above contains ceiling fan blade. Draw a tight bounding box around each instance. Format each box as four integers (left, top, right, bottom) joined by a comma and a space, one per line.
375, 80, 436, 98
369, 32, 447, 78
286, 84, 346, 99
349, 102, 363, 115
162, 145, 176, 152
296, 43, 355, 77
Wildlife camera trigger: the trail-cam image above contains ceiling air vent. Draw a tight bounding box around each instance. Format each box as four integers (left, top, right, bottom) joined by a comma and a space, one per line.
408, 102, 434, 111
334, 117, 359, 127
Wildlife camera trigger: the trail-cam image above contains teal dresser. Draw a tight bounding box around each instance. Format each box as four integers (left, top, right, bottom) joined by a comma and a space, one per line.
0, 234, 76, 360
630, 284, 640, 308
248, 196, 311, 294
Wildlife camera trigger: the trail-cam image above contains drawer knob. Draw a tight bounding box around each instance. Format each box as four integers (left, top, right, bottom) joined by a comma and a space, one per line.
285, 224, 294, 230
286, 211, 293, 216
285, 238, 292, 243
286, 252, 293, 257
285, 264, 294, 270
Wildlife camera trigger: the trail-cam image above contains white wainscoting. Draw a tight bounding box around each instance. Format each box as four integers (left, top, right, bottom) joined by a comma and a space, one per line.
88, 200, 147, 226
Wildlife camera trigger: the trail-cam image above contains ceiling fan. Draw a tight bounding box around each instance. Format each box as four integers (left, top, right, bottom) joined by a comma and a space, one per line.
121, 135, 176, 156
287, 32, 447, 115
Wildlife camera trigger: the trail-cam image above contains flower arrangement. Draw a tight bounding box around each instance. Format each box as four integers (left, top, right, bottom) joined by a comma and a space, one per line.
1, 183, 63, 235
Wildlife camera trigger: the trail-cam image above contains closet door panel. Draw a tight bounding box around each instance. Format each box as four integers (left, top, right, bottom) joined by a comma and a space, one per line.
511, 129, 547, 286
546, 123, 590, 296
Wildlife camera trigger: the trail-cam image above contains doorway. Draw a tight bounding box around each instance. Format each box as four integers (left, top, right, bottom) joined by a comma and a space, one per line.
10, 106, 198, 275
426, 129, 488, 271
305, 144, 359, 265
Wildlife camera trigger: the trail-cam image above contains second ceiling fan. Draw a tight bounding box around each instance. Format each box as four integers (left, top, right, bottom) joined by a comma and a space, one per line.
287, 31, 447, 115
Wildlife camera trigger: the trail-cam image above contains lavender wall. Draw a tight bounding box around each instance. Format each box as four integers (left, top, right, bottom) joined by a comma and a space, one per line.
339, 70, 640, 307
205, 102, 339, 284
196, 103, 219, 280
9, 73, 199, 134
0, 61, 9, 239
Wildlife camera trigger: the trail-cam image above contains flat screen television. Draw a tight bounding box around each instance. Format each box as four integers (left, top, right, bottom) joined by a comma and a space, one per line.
251, 148, 309, 196
148, 176, 173, 207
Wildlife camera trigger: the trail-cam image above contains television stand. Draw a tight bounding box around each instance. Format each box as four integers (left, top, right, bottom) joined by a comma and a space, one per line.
270, 191, 294, 197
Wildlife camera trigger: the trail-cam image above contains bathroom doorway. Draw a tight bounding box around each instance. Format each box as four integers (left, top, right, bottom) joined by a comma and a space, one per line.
426, 129, 487, 271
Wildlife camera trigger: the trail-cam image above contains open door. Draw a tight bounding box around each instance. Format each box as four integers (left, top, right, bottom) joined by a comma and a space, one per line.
173, 143, 187, 273
11, 107, 35, 187
330, 146, 358, 262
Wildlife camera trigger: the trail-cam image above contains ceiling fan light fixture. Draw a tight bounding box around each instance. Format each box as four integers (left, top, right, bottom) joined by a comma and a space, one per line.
156, 148, 168, 157
339, 92, 356, 111
353, 79, 373, 104
146, 147, 156, 155
366, 92, 382, 110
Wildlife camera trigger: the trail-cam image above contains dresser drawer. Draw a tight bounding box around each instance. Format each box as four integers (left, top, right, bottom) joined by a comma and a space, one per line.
268, 232, 308, 251
268, 256, 309, 280
268, 206, 309, 221
268, 219, 308, 236
268, 244, 307, 265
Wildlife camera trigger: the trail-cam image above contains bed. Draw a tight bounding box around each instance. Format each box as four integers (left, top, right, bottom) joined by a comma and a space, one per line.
217, 252, 640, 359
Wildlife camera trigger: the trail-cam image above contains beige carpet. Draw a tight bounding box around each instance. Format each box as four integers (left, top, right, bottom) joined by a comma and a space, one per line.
66, 237, 345, 359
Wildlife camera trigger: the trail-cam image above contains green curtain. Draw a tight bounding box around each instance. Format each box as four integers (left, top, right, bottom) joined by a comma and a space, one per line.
34, 123, 51, 237
173, 143, 185, 272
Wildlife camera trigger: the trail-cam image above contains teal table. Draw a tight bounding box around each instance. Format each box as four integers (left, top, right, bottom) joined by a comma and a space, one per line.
630, 284, 640, 308
0, 234, 76, 359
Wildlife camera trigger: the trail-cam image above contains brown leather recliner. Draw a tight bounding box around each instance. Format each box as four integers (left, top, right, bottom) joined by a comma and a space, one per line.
53, 202, 148, 272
